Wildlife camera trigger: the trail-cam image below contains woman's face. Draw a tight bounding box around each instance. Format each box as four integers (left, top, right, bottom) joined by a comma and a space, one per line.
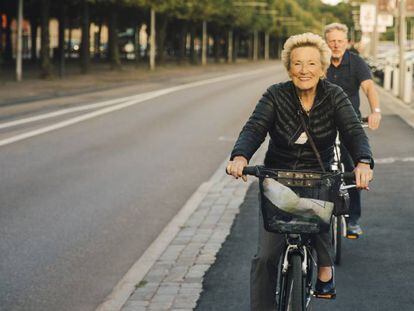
289, 46, 323, 92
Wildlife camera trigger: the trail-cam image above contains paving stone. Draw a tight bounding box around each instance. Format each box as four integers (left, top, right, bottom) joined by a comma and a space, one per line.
122, 300, 149, 311
159, 245, 185, 261
122, 304, 147, 311
147, 301, 173, 310
151, 294, 175, 303
186, 264, 210, 279
157, 284, 180, 295
129, 287, 158, 301
163, 266, 188, 282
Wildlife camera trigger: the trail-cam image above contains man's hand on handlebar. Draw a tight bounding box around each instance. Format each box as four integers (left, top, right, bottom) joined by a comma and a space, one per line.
226, 156, 248, 182
354, 162, 373, 190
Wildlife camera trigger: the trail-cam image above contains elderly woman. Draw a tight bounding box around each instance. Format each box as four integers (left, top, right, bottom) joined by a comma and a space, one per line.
227, 33, 374, 310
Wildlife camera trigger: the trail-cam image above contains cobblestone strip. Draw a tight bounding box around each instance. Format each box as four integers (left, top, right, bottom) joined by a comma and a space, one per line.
121, 148, 265, 311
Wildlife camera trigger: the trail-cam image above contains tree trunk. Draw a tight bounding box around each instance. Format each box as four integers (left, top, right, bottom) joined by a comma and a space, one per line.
213, 32, 220, 63
227, 29, 233, 63
201, 21, 207, 65
95, 19, 102, 59
189, 24, 197, 64
0, 21, 2, 64
233, 31, 239, 62
178, 21, 187, 64
4, 15, 13, 62
68, 20, 73, 58
30, 17, 38, 62
40, 0, 52, 78
108, 6, 121, 69
58, 1, 66, 77
80, 0, 90, 74
134, 23, 141, 67
156, 14, 167, 64
247, 34, 252, 60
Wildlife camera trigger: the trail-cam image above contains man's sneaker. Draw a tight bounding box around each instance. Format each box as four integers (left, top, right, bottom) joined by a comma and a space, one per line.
346, 221, 363, 239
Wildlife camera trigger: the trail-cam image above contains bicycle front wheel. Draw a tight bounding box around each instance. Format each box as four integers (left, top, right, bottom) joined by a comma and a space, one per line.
286, 254, 304, 311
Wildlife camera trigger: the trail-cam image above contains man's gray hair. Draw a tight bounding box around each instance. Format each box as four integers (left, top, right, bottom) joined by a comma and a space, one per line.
324, 23, 348, 38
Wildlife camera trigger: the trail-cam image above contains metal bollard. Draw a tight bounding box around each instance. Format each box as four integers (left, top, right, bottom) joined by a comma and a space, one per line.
392, 65, 400, 96
403, 60, 413, 104
384, 64, 392, 91
384, 59, 393, 91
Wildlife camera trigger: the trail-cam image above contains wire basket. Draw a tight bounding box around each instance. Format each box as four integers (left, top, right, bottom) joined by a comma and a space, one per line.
259, 170, 342, 234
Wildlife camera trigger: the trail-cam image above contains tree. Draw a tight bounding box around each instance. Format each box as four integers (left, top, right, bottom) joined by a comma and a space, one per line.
40, 0, 52, 78
80, 0, 90, 73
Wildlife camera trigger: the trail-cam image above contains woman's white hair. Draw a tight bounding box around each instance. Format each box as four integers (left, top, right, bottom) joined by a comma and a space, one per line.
281, 32, 332, 74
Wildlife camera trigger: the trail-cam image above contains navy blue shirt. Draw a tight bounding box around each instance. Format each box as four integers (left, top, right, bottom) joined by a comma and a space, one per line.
327, 50, 372, 117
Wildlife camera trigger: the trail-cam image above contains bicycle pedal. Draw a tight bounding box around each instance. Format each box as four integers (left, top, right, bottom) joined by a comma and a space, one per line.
313, 292, 336, 300
346, 234, 359, 239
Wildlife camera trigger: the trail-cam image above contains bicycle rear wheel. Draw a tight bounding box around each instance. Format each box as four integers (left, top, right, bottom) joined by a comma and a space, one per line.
332, 216, 342, 265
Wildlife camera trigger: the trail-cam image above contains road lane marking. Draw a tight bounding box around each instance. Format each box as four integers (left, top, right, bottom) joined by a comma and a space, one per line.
376, 157, 414, 164
0, 67, 274, 135
218, 136, 237, 142
0, 97, 134, 130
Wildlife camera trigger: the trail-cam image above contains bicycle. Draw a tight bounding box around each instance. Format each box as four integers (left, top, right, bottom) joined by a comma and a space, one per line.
331, 118, 369, 265
241, 165, 355, 311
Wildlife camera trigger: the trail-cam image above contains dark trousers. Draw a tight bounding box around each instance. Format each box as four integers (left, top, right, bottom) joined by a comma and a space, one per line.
339, 141, 361, 222
250, 208, 333, 311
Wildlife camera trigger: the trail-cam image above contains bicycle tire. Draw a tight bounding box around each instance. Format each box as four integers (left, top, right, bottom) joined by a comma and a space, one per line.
332, 216, 342, 265
286, 254, 304, 311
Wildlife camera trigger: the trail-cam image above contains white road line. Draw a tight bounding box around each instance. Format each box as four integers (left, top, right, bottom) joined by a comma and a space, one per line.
0, 67, 272, 133
375, 157, 414, 164
0, 97, 133, 130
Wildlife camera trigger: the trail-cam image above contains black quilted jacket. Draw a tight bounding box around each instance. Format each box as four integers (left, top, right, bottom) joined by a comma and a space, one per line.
230, 79, 373, 171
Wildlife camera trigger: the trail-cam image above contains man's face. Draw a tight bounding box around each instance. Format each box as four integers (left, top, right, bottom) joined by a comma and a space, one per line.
326, 29, 348, 60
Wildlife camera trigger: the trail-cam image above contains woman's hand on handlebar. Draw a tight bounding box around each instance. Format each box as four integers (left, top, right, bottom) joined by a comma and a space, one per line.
354, 162, 373, 190
226, 156, 248, 182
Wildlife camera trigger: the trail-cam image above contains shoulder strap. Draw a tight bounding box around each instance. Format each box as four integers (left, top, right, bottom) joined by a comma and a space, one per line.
297, 111, 326, 173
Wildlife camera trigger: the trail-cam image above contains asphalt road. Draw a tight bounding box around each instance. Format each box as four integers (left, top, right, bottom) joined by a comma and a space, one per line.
196, 115, 414, 311
0, 63, 286, 311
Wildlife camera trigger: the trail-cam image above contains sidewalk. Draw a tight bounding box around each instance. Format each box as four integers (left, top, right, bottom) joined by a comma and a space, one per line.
104, 83, 414, 311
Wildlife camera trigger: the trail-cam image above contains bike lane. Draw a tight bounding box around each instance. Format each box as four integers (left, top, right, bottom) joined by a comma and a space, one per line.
195, 89, 414, 311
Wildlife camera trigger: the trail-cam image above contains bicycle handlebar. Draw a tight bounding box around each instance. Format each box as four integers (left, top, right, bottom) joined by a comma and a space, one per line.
242, 166, 259, 177
236, 166, 356, 182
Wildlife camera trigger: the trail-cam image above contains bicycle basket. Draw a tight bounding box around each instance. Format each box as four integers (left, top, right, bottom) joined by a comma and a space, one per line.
259, 171, 341, 234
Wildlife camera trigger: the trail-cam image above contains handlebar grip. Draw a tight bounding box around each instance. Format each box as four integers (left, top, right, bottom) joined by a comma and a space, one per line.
343, 172, 355, 183
242, 166, 258, 176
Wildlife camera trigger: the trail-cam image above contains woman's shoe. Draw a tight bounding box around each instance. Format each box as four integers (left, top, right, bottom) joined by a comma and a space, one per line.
314, 268, 336, 299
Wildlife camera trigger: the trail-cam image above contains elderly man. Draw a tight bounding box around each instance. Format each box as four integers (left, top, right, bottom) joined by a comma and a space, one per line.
324, 23, 381, 237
